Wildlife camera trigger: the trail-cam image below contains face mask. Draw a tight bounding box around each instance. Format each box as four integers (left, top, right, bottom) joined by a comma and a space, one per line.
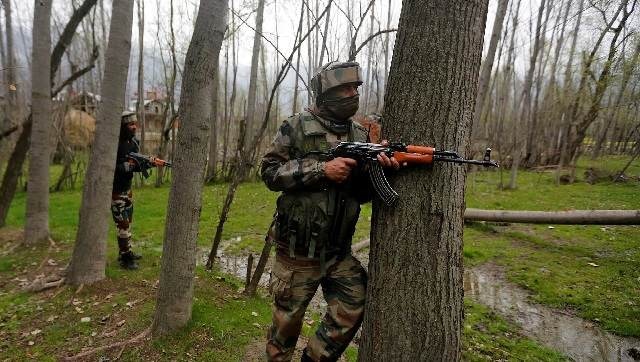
320, 94, 360, 120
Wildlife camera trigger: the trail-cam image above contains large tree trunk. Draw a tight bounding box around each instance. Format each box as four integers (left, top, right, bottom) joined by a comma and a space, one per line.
358, 1, 488, 360
151, 0, 227, 337
24, 0, 53, 245
67, 0, 135, 286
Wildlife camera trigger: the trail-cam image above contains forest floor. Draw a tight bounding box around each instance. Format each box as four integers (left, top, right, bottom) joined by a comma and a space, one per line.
0, 155, 638, 361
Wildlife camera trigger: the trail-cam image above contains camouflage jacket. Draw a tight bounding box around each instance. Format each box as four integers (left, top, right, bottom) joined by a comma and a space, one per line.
261, 110, 372, 261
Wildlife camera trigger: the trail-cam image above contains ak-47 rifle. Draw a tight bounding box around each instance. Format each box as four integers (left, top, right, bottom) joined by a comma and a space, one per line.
310, 142, 499, 206
127, 152, 172, 178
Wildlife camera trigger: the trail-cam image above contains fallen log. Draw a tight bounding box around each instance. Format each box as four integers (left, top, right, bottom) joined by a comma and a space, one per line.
464, 209, 640, 225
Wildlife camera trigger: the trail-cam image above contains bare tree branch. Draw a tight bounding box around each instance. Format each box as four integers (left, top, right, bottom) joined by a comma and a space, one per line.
352, 28, 397, 60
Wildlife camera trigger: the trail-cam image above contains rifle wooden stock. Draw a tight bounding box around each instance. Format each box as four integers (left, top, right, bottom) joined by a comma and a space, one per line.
405, 145, 435, 154
393, 152, 434, 164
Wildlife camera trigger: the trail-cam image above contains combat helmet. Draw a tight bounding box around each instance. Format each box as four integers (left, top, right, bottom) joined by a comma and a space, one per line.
310, 61, 363, 104
121, 110, 137, 124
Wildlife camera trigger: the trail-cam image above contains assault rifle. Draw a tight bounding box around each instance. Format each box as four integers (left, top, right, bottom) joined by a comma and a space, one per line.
310, 142, 499, 206
127, 152, 172, 178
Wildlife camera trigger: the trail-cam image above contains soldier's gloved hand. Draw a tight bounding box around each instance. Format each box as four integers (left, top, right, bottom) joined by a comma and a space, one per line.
324, 157, 357, 183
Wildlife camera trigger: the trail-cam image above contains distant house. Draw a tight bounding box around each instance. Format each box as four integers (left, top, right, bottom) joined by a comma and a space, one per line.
69, 92, 101, 115
132, 90, 173, 154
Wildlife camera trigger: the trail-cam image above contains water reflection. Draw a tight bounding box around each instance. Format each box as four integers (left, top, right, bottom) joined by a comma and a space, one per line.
464, 265, 640, 361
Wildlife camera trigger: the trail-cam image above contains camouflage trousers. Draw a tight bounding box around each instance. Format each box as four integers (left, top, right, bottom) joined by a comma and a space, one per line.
266, 253, 367, 362
111, 190, 133, 253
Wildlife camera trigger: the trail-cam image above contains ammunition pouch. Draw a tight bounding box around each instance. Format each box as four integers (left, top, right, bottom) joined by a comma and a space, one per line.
274, 189, 360, 260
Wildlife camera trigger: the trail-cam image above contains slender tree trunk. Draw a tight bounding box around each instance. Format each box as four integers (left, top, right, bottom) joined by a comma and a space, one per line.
244, 0, 265, 150
318, 1, 331, 67
206, 49, 220, 182
548, 0, 572, 88
382, 0, 392, 111
24, 0, 53, 245
67, 0, 135, 286
152, 0, 227, 337
0, 0, 98, 227
221, 38, 230, 177
555, 0, 585, 178
363, 0, 376, 114
291, 0, 304, 115
0, 118, 30, 227
136, 0, 145, 153
509, 0, 546, 189
565, 0, 632, 165
358, 1, 488, 360
224, 0, 238, 179
2, 0, 17, 127
526, 0, 553, 165
473, 0, 508, 137
594, 41, 640, 159
155, 0, 178, 186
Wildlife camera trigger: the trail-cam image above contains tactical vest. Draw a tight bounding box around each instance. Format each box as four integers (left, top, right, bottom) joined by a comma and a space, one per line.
272, 111, 368, 266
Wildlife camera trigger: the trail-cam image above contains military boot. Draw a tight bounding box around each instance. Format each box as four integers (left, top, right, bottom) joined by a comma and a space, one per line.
118, 251, 139, 270
300, 348, 314, 362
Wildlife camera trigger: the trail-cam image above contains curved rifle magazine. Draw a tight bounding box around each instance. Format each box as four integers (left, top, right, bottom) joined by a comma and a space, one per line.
368, 161, 399, 206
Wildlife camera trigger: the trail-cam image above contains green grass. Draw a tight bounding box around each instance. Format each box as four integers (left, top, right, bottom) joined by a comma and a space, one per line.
1, 154, 638, 359
464, 159, 640, 336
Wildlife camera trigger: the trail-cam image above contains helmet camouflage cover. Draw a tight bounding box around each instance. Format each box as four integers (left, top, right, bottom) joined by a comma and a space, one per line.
121, 111, 137, 124
310, 61, 363, 100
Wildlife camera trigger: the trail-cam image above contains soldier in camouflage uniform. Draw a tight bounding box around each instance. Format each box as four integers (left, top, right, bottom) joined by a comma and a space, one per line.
112, 111, 145, 270
262, 61, 399, 362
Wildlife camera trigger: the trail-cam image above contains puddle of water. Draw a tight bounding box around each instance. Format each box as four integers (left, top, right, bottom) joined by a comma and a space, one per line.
464, 265, 640, 362
200, 244, 640, 361
214, 251, 272, 287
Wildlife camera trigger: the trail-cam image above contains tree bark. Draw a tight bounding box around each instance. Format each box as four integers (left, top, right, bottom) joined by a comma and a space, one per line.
24, 0, 53, 245
358, 1, 488, 360
67, 0, 135, 286
151, 0, 227, 337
